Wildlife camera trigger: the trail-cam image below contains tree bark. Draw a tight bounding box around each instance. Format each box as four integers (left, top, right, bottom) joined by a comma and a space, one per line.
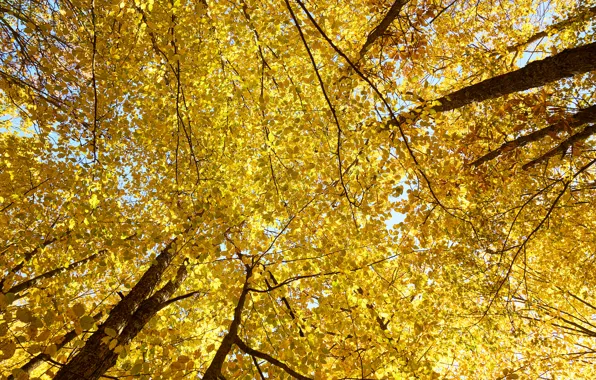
81, 261, 189, 378
388, 42, 596, 129
523, 123, 596, 169
359, 0, 409, 57
430, 42, 596, 113
53, 238, 179, 380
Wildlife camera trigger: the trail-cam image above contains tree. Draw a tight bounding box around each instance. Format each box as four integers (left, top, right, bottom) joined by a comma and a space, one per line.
0, 0, 595, 379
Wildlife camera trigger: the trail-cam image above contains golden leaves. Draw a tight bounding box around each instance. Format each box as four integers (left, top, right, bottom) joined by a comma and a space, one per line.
1, 0, 595, 379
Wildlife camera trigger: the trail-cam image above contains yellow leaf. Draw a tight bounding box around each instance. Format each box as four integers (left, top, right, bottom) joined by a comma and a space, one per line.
43, 311, 55, 326
89, 194, 99, 209
44, 343, 58, 356
17, 308, 32, 323
1, 341, 16, 359
130, 363, 143, 375
73, 303, 86, 317
80, 315, 96, 330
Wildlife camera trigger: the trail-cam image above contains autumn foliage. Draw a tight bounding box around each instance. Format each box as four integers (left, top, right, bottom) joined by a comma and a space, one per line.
1, 0, 595, 379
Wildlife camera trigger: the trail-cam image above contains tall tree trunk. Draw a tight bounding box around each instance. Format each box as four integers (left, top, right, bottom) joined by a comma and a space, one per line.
430, 42, 596, 113
53, 238, 179, 380
79, 261, 189, 378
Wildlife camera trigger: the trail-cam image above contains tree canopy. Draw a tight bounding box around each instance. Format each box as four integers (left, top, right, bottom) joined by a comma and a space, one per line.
1, 0, 595, 379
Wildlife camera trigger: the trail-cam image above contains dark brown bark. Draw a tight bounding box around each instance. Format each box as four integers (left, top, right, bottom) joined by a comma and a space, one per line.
6, 313, 103, 380
359, 0, 409, 57
523, 123, 596, 169
235, 337, 313, 380
202, 266, 253, 380
84, 261, 189, 378
430, 42, 596, 114
471, 105, 596, 166
53, 238, 179, 380
388, 42, 596, 129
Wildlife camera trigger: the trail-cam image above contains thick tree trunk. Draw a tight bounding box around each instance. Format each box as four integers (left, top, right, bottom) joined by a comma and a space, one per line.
53, 238, 179, 380
430, 42, 596, 113
84, 261, 189, 378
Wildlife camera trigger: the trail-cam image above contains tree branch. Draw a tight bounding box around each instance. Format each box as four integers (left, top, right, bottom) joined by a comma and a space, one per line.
235, 337, 313, 380
203, 265, 253, 380
426, 42, 596, 114
359, 0, 409, 57
162, 289, 205, 307
471, 104, 596, 166
523, 123, 596, 169
7, 252, 100, 296
506, 6, 596, 53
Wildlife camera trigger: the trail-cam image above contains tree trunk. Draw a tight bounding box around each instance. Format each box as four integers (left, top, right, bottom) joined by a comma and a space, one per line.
53, 238, 179, 380
82, 261, 189, 378
431, 42, 596, 113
